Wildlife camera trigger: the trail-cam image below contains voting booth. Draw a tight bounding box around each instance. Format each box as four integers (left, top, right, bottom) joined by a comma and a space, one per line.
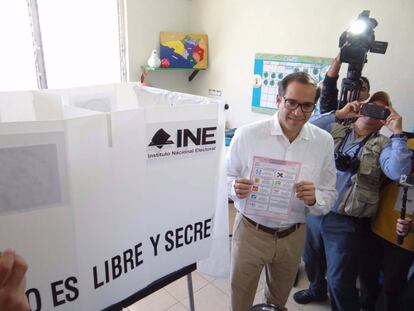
0, 84, 229, 310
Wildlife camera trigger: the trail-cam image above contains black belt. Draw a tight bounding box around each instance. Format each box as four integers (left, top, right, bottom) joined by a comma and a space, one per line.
243, 216, 301, 238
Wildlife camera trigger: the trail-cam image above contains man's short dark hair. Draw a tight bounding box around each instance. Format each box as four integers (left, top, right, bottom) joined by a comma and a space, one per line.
278, 72, 320, 103
361, 76, 370, 92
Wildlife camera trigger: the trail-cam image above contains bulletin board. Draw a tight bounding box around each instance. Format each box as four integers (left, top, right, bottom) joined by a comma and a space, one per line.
251, 53, 332, 115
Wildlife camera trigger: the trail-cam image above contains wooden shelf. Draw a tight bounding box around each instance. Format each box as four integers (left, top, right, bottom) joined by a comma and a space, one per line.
140, 65, 205, 82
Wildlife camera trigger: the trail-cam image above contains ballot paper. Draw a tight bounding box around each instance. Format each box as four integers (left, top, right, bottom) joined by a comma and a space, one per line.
245, 156, 301, 220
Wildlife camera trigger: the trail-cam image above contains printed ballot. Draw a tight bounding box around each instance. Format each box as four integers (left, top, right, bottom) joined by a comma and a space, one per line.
245, 156, 301, 220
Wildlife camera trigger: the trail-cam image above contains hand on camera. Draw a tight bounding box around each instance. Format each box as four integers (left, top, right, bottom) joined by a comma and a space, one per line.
382, 106, 403, 134
335, 101, 361, 120
396, 218, 414, 237
234, 178, 254, 199
295, 181, 316, 206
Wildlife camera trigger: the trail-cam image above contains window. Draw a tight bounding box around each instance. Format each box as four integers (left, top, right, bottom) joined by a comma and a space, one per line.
0, 0, 125, 91
0, 1, 38, 91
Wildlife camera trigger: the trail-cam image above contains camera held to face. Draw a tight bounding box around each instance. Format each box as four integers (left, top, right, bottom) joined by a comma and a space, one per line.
360, 103, 390, 120
334, 152, 360, 174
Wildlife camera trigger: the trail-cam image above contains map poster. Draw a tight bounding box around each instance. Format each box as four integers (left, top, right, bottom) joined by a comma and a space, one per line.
160, 32, 208, 69
245, 156, 301, 220
251, 53, 332, 115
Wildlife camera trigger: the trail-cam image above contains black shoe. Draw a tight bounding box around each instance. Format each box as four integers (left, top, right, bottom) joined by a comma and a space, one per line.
293, 289, 327, 305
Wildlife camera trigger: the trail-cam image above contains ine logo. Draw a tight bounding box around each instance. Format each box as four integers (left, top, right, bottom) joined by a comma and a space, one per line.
148, 127, 217, 149
148, 128, 174, 149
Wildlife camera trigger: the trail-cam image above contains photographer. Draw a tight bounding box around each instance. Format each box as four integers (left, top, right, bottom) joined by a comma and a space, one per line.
319, 51, 370, 114
293, 92, 412, 310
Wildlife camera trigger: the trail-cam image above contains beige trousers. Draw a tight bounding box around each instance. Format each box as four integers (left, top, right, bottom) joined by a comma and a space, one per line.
230, 212, 306, 311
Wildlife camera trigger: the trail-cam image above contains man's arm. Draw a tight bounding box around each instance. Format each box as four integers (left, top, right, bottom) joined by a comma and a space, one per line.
380, 107, 412, 180
310, 112, 336, 132
226, 128, 253, 201
297, 135, 337, 215
311, 100, 362, 133
319, 53, 342, 114
0, 249, 29, 311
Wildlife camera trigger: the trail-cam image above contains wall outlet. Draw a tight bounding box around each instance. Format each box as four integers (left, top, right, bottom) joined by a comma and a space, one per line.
208, 88, 222, 97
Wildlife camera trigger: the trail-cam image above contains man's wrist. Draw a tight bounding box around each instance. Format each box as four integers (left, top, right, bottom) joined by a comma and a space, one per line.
390, 132, 404, 138
335, 110, 344, 120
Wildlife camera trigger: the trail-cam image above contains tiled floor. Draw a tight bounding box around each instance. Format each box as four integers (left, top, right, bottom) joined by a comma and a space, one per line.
126, 264, 331, 311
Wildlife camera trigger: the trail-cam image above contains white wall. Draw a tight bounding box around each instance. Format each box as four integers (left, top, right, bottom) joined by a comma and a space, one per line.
125, 0, 414, 131
125, 0, 193, 93
187, 0, 414, 131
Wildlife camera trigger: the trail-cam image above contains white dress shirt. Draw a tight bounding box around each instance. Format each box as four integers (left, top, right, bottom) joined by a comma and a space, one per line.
227, 113, 337, 228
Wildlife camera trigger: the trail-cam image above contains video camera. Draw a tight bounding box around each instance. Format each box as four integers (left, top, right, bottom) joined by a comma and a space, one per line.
339, 10, 388, 65
337, 11, 388, 110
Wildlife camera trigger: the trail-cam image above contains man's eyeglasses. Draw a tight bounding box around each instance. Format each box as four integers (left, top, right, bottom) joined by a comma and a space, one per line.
282, 96, 315, 113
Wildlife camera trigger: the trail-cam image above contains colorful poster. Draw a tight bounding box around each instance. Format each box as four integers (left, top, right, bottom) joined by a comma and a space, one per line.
160, 32, 208, 69
245, 156, 301, 220
251, 53, 332, 115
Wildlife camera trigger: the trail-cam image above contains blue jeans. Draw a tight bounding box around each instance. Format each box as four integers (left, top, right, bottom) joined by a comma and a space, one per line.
304, 212, 360, 311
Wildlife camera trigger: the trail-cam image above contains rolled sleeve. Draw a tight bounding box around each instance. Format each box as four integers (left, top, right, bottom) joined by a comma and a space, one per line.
307, 136, 337, 215
319, 75, 339, 114
380, 137, 412, 181
310, 111, 336, 133
226, 128, 245, 202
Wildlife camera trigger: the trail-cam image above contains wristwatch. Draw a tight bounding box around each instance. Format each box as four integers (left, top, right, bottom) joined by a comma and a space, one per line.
390, 133, 405, 139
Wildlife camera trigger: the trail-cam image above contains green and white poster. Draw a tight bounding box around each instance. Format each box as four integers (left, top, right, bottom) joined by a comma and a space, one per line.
252, 53, 332, 115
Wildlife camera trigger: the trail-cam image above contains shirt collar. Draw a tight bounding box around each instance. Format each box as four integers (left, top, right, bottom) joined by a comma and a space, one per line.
270, 112, 312, 141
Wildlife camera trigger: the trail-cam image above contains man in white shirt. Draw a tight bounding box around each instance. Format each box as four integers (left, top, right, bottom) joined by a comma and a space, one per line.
227, 72, 337, 311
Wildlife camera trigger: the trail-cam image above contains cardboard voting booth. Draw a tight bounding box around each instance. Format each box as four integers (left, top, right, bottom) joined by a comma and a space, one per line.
0, 84, 229, 310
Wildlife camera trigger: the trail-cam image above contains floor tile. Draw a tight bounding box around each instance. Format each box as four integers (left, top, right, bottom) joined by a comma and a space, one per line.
130, 288, 177, 311
164, 272, 210, 301
181, 283, 229, 311
292, 265, 310, 290
301, 301, 330, 311
253, 289, 264, 305
212, 277, 230, 296
166, 302, 188, 311
256, 270, 266, 292
286, 300, 302, 311
197, 270, 216, 282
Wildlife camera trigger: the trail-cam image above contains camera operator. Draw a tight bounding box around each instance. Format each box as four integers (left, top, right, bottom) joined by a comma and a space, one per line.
319, 51, 370, 114
293, 92, 412, 310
